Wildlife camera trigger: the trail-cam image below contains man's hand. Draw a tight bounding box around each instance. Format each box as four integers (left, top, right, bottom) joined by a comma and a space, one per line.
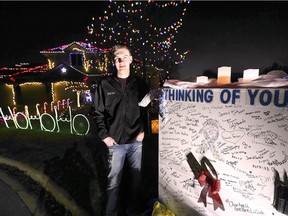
103, 137, 118, 147
136, 131, 145, 142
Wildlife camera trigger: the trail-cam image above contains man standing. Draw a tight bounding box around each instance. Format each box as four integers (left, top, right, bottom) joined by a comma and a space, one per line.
94, 44, 150, 215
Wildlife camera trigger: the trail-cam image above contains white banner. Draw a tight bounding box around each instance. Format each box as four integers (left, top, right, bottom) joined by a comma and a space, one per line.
159, 88, 288, 216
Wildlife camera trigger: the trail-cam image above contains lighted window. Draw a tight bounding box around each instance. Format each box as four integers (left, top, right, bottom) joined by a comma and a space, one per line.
70, 53, 83, 66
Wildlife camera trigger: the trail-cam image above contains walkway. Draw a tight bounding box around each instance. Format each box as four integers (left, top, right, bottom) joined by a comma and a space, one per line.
0, 178, 32, 216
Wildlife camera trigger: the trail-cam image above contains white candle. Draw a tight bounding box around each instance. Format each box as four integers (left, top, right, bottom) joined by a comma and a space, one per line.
243, 69, 259, 83
196, 76, 209, 84
217, 66, 231, 84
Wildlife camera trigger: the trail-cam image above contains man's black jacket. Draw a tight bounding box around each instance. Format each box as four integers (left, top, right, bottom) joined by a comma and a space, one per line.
94, 75, 150, 144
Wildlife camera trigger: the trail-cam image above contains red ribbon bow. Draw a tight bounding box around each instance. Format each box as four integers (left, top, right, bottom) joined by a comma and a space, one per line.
197, 170, 225, 211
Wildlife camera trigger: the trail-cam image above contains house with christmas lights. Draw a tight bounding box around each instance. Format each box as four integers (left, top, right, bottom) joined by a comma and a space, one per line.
0, 41, 112, 112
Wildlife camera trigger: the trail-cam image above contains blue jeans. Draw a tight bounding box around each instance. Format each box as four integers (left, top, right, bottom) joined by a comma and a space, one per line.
106, 141, 143, 216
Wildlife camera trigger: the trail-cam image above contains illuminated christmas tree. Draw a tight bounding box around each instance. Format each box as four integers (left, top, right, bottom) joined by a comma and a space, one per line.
86, 1, 190, 86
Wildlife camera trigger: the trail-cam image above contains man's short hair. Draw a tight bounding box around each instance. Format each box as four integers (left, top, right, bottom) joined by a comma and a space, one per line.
110, 44, 132, 60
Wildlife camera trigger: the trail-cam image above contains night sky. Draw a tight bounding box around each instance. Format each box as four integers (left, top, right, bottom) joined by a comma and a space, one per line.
1, 1, 288, 79
178, 1, 288, 79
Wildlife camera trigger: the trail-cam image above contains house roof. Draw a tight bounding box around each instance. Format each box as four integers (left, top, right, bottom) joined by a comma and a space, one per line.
0, 63, 47, 76
0, 41, 108, 85
41, 62, 99, 83
0, 63, 48, 84
40, 41, 111, 54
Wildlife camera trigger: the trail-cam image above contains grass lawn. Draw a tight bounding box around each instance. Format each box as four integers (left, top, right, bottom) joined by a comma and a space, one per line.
0, 123, 104, 215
